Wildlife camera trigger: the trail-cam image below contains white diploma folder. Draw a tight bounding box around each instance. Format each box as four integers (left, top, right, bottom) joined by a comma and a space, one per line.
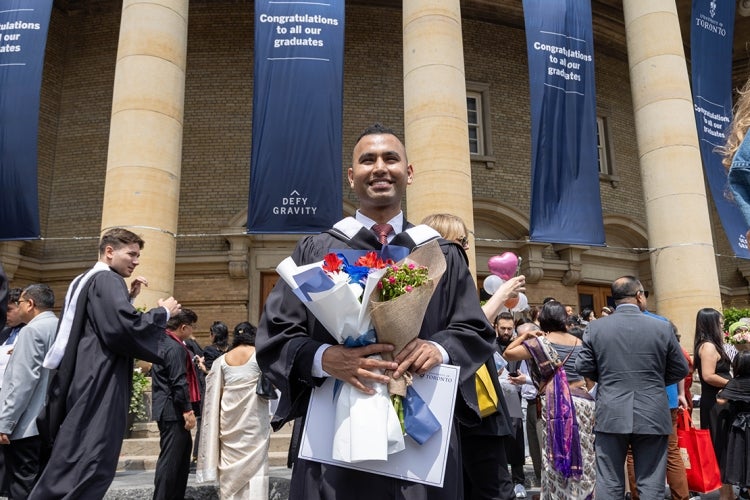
299, 363, 460, 487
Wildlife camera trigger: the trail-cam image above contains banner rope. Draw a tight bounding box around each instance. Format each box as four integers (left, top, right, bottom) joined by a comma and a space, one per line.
19, 234, 747, 261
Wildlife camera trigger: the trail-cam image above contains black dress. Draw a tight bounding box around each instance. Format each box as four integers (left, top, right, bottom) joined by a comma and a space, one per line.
697, 345, 731, 430
714, 377, 750, 486
697, 344, 731, 467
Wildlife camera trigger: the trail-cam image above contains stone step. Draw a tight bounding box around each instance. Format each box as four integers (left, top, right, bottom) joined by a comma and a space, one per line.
269, 422, 293, 454
117, 455, 158, 471
118, 421, 294, 471
117, 450, 289, 471
128, 421, 159, 439
269, 451, 288, 468
120, 437, 160, 457
104, 467, 293, 500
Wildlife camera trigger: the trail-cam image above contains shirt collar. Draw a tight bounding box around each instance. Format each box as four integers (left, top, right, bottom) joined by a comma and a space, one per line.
355, 210, 403, 235
615, 303, 641, 312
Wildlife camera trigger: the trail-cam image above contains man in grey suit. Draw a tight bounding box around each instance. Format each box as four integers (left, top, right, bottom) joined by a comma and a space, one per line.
575, 276, 689, 500
0, 284, 58, 498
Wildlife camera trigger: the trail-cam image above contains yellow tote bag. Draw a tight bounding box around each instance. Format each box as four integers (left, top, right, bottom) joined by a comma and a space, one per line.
475, 363, 499, 418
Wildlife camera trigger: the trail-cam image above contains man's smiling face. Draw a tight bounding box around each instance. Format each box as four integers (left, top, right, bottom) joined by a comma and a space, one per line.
348, 132, 413, 221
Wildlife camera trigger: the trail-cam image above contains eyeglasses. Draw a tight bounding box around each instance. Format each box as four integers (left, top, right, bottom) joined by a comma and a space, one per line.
457, 236, 469, 248
637, 290, 650, 298
496, 326, 514, 332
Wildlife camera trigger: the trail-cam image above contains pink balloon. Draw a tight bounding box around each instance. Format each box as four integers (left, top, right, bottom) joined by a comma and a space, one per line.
488, 252, 519, 280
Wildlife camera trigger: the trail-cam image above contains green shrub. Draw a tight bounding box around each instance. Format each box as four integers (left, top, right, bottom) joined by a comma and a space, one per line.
723, 307, 750, 331
129, 366, 149, 424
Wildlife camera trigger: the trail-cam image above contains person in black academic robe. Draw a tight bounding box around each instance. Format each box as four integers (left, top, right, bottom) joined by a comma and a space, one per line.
29, 228, 181, 500
256, 124, 496, 500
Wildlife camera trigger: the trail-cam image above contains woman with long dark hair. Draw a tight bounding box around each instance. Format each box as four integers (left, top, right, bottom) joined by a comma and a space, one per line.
197, 322, 271, 499
694, 307, 734, 500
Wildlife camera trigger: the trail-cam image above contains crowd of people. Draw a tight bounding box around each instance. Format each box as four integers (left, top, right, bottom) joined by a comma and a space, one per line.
0, 229, 271, 500
0, 122, 749, 500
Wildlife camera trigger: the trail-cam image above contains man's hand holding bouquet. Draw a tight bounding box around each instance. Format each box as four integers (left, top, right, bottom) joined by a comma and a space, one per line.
275, 239, 446, 463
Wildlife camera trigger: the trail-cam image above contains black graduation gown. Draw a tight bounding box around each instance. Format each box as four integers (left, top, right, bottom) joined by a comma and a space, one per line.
30, 269, 167, 500
256, 221, 496, 500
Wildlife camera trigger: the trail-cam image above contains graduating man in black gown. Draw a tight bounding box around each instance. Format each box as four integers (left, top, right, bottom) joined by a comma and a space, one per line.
29, 228, 182, 499
256, 124, 497, 500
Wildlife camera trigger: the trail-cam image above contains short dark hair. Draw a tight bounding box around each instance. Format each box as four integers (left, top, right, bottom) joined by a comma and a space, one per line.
166, 308, 197, 330
493, 311, 514, 327
8, 287, 22, 304
232, 321, 257, 348
539, 301, 567, 333
22, 284, 55, 309
356, 123, 401, 144
99, 228, 145, 255
611, 276, 640, 302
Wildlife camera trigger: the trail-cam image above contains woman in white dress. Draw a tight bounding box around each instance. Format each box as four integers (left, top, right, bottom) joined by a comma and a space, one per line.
197, 322, 271, 499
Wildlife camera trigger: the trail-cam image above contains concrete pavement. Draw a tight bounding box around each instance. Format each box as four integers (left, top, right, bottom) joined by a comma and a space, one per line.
101, 465, 729, 500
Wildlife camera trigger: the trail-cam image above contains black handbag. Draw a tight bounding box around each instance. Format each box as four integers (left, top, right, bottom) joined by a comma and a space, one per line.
256, 373, 278, 400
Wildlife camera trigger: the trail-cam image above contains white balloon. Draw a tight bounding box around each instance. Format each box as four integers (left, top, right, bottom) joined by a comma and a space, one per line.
511, 292, 529, 312
483, 275, 505, 295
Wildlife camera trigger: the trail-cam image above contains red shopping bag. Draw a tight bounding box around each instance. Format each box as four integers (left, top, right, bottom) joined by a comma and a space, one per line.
676, 409, 722, 494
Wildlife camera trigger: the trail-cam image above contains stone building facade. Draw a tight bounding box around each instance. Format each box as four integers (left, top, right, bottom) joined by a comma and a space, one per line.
2, 0, 749, 346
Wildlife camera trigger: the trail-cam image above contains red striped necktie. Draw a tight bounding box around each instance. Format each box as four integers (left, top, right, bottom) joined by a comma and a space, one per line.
371, 223, 393, 245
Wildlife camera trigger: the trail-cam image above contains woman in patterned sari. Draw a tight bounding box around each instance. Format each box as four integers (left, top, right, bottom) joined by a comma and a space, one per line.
504, 300, 596, 499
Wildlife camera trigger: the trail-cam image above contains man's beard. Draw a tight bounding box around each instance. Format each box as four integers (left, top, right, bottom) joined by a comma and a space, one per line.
497, 335, 512, 347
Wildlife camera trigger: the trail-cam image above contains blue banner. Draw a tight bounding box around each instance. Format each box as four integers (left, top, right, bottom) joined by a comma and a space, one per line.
0, 0, 51, 240
523, 0, 604, 245
248, 1, 344, 234
691, 1, 747, 258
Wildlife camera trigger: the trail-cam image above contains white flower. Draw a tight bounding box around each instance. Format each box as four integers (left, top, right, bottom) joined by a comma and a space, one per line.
327, 270, 350, 285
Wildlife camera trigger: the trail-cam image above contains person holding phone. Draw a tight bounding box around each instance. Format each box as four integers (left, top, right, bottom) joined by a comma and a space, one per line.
494, 312, 529, 498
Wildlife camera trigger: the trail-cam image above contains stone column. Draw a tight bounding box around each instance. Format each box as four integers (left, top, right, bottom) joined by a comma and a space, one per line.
100, 0, 188, 306
623, 0, 722, 345
403, 1, 477, 277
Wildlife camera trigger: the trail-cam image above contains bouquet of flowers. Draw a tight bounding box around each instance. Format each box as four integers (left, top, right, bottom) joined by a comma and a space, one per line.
727, 321, 750, 351
275, 239, 445, 462
367, 241, 446, 438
